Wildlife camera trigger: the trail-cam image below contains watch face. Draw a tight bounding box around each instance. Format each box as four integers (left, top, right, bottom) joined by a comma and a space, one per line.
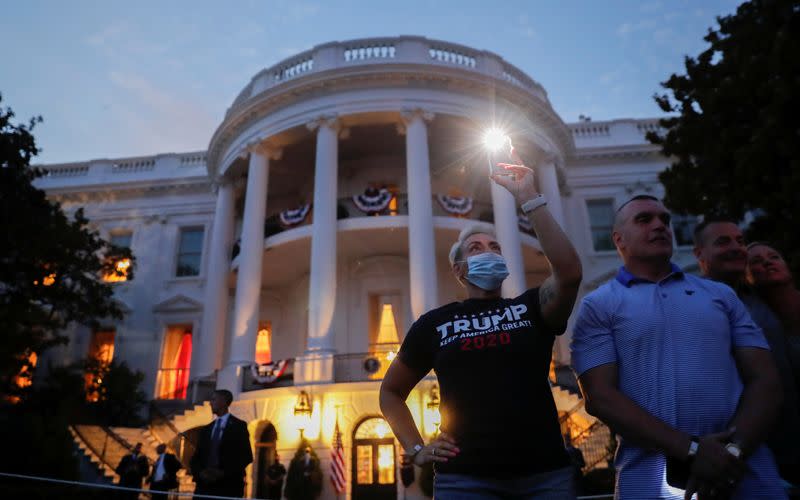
725, 443, 742, 458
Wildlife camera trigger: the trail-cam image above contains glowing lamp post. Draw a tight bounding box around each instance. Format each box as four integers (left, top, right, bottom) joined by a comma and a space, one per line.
294, 390, 313, 439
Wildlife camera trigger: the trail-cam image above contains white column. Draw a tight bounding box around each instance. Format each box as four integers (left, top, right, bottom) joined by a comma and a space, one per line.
491, 176, 526, 297
195, 178, 235, 380
402, 109, 438, 319
218, 145, 275, 394
305, 116, 340, 354
538, 161, 566, 228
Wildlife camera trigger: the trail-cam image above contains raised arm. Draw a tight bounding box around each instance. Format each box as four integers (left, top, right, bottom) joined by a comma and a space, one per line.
492, 143, 582, 329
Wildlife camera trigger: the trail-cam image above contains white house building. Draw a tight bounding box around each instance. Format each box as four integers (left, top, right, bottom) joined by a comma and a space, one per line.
35, 36, 697, 499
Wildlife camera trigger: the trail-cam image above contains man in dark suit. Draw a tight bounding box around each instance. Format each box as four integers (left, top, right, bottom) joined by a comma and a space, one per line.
190, 389, 253, 498
147, 443, 182, 500
115, 442, 149, 500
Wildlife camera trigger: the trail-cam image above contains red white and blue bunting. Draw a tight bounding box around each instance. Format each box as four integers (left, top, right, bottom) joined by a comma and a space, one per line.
436, 194, 473, 216
353, 187, 393, 214
279, 204, 311, 227
250, 359, 290, 385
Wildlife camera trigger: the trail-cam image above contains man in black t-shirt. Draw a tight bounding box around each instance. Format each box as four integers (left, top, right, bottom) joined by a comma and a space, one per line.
379, 139, 582, 499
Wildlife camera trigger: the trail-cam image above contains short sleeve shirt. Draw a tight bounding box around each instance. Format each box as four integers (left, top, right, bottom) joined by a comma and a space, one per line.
399, 288, 570, 477
570, 265, 785, 499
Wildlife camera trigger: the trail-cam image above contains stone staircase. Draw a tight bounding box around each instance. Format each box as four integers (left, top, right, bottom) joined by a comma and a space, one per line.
171, 400, 212, 433
550, 382, 614, 472
70, 425, 194, 494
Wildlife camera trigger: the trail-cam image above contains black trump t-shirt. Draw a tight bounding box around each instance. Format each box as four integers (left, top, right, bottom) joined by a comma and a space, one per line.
398, 288, 570, 477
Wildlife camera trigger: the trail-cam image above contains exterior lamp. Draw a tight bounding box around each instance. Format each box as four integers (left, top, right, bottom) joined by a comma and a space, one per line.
294, 390, 313, 439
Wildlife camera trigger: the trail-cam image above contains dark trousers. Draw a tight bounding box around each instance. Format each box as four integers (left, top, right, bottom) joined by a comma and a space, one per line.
194, 480, 245, 499
149, 480, 172, 500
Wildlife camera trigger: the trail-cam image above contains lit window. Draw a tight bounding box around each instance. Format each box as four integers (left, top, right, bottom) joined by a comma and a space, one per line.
85, 329, 115, 402
354, 417, 396, 486
586, 199, 615, 251
672, 214, 701, 247
176, 228, 204, 277
156, 325, 192, 399
356, 445, 373, 485
104, 232, 133, 282
255, 321, 272, 365
377, 444, 395, 484
13, 352, 38, 390
375, 304, 400, 346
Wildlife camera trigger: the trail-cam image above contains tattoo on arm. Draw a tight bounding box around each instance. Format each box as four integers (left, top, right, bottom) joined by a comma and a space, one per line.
539, 279, 556, 309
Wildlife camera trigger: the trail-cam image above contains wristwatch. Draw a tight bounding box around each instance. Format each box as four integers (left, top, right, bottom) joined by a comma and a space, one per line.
521, 194, 547, 214
725, 442, 742, 459
687, 436, 700, 459
404, 443, 424, 460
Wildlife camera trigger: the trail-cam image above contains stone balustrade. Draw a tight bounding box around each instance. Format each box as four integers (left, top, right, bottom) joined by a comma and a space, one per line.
569, 118, 663, 148
35, 151, 209, 188
229, 36, 548, 113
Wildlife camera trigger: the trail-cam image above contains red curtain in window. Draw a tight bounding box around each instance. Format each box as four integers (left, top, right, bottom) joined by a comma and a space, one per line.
174, 331, 193, 399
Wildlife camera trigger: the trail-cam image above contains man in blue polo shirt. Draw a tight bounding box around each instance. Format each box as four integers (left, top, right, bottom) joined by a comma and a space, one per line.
571, 195, 785, 499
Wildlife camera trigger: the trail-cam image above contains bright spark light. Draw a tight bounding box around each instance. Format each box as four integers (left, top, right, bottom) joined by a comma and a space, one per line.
482, 127, 509, 152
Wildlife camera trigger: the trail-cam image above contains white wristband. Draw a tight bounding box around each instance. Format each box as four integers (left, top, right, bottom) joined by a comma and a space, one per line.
521, 194, 547, 214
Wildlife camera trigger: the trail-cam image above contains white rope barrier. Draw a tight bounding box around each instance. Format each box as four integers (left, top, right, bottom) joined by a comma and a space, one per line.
0, 471, 614, 499
0, 471, 257, 499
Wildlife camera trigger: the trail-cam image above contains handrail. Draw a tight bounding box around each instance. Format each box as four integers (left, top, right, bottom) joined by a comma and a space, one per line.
71, 425, 112, 468
148, 402, 197, 469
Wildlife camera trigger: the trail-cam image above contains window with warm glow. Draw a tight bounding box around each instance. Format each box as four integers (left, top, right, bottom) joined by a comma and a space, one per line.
13, 352, 38, 390
255, 321, 272, 365
375, 304, 399, 346
156, 325, 192, 399
377, 444, 395, 484
85, 329, 115, 401
354, 417, 396, 486
368, 296, 401, 379
104, 232, 133, 282
355, 418, 395, 440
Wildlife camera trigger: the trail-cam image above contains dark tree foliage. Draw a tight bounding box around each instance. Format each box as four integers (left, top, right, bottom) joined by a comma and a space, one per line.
647, 0, 800, 277
0, 93, 134, 400
0, 359, 147, 482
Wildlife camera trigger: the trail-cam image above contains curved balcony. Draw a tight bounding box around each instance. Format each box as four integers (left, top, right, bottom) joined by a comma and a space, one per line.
230, 193, 539, 261
229, 36, 547, 115
208, 36, 573, 179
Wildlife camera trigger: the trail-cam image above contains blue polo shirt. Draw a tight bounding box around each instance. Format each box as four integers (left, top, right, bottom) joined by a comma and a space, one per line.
571, 264, 785, 500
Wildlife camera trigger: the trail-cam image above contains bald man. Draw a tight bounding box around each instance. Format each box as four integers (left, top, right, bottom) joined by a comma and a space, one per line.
571, 195, 785, 500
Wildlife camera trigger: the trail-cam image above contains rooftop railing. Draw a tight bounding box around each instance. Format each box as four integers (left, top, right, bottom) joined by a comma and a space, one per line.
231, 36, 548, 112
36, 151, 208, 185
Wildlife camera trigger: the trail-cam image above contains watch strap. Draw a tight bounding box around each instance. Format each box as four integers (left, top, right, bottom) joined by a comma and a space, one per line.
521, 194, 547, 214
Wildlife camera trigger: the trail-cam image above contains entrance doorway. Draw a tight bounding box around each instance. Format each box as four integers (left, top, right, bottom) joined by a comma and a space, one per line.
351, 417, 397, 500
254, 423, 278, 499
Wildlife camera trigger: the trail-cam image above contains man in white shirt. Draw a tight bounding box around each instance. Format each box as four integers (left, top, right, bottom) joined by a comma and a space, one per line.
148, 443, 182, 500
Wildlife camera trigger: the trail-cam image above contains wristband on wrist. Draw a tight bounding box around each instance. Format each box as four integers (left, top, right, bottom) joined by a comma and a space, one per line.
403, 443, 424, 459
725, 441, 742, 459
521, 194, 547, 214
687, 436, 699, 459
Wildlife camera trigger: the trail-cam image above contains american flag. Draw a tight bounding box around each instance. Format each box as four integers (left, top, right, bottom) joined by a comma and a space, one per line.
330, 417, 346, 494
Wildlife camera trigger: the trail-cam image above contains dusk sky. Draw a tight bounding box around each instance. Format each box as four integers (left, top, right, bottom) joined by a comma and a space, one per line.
1, 0, 742, 164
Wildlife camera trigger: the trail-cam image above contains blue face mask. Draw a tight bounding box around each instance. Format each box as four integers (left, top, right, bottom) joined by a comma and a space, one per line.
464, 252, 509, 291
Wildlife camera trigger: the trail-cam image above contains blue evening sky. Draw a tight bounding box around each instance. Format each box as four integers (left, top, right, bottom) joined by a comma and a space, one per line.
1, 0, 742, 164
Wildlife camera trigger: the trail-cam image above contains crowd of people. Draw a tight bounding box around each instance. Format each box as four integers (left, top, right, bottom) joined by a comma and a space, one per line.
113, 136, 799, 499
380, 136, 799, 500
